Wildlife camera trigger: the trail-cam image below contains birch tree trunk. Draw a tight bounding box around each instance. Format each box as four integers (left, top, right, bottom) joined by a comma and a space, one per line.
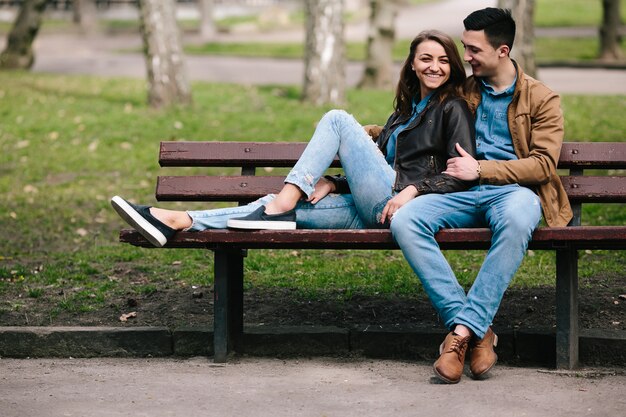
302, 0, 346, 106
138, 0, 192, 108
358, 0, 399, 89
599, 0, 624, 61
72, 0, 99, 35
498, 0, 536, 78
0, 0, 47, 70
198, 0, 216, 41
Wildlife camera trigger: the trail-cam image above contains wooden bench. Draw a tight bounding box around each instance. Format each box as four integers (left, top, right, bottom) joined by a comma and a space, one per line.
120, 141, 626, 367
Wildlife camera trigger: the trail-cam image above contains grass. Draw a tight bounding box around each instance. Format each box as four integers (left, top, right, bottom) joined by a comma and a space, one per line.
535, 0, 626, 27
0, 72, 624, 316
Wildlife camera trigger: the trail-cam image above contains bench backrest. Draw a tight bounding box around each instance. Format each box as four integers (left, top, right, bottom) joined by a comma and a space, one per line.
156, 141, 626, 225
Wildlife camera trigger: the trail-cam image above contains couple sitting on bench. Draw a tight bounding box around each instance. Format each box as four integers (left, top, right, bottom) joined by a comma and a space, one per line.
112, 8, 572, 384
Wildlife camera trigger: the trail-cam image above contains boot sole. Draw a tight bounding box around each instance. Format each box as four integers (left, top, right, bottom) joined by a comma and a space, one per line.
433, 365, 461, 384
226, 219, 296, 230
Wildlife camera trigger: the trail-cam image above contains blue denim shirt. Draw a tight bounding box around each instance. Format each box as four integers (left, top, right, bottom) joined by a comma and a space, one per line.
475, 77, 517, 161
385, 93, 433, 166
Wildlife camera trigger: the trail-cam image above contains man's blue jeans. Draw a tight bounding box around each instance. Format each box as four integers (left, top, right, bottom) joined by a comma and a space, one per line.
187, 110, 396, 230
390, 184, 542, 339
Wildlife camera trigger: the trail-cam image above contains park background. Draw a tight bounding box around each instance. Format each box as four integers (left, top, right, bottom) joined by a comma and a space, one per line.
0, 0, 624, 334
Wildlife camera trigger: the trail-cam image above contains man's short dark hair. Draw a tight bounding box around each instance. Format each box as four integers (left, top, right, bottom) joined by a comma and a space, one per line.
463, 8, 516, 51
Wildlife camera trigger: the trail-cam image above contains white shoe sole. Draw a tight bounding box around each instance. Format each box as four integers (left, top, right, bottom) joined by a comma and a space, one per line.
226, 219, 296, 230
111, 195, 167, 247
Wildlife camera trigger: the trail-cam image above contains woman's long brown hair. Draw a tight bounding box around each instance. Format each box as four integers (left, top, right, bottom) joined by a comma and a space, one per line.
393, 30, 466, 118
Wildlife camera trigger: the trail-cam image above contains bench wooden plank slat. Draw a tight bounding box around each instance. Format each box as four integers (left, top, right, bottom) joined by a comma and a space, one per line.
156, 175, 626, 203
160, 141, 340, 168
159, 141, 626, 169
120, 226, 626, 250
557, 142, 626, 169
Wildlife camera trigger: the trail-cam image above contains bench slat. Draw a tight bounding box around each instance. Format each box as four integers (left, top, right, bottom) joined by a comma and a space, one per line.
156, 175, 626, 203
120, 226, 626, 250
159, 141, 626, 170
160, 141, 340, 168
559, 142, 626, 169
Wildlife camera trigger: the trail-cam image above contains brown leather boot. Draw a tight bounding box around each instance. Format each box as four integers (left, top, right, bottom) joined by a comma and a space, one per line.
433, 332, 470, 384
469, 327, 498, 378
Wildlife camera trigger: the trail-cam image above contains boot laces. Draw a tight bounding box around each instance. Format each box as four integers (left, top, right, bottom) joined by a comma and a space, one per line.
447, 336, 468, 360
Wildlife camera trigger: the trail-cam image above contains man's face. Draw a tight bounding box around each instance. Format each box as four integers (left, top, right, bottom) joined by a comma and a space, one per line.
461, 29, 504, 78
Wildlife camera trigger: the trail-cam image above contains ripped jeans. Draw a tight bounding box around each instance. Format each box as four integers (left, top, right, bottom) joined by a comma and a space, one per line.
187, 110, 396, 231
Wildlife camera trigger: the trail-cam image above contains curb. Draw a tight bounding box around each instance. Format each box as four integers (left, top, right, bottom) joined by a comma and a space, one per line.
0, 326, 624, 367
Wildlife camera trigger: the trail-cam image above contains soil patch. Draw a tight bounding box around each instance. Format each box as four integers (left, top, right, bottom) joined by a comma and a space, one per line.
2, 284, 624, 332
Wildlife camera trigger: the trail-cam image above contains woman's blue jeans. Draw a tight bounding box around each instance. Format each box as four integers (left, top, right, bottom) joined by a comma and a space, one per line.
187, 110, 396, 230
390, 184, 542, 339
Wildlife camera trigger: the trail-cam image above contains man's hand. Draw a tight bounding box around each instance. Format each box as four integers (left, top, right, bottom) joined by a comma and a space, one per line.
443, 143, 480, 181
363, 124, 382, 139
381, 185, 418, 224
307, 177, 336, 204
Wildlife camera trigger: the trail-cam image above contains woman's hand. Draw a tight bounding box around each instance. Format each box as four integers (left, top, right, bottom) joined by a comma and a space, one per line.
307, 177, 336, 204
381, 185, 418, 224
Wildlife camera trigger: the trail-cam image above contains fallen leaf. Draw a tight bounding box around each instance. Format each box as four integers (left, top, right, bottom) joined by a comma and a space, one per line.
16, 140, 29, 149
119, 312, 137, 322
23, 185, 38, 194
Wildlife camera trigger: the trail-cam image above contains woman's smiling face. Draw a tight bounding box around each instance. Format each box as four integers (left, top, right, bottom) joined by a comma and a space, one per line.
412, 39, 451, 99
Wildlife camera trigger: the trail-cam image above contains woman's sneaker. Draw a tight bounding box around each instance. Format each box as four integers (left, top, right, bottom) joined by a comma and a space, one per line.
227, 205, 296, 230
110, 196, 176, 247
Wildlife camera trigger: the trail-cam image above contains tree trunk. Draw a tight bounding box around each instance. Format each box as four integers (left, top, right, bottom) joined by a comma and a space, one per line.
499, 0, 536, 78
72, 0, 99, 35
198, 0, 216, 41
138, 0, 192, 108
599, 0, 624, 61
302, 0, 346, 106
358, 0, 399, 90
0, 0, 47, 70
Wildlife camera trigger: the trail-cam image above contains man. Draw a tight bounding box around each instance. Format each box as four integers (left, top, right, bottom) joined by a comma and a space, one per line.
390, 8, 572, 383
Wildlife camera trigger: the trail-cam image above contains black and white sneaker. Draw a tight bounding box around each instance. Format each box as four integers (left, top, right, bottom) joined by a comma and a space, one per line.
110, 195, 176, 247
227, 205, 296, 230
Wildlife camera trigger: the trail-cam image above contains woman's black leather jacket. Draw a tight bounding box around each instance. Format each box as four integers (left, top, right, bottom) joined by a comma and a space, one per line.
330, 93, 477, 195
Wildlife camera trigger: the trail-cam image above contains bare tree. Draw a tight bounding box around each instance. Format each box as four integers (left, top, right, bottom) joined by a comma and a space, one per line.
358, 0, 400, 90
599, 0, 624, 61
499, 0, 536, 78
0, 0, 47, 70
138, 0, 192, 108
198, 0, 216, 41
302, 0, 346, 106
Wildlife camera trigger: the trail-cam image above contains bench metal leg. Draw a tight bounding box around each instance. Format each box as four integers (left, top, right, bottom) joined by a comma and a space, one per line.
213, 248, 245, 363
555, 246, 579, 369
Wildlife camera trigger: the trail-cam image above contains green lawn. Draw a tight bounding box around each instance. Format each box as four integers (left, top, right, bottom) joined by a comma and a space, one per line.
536, 0, 626, 27
0, 72, 624, 316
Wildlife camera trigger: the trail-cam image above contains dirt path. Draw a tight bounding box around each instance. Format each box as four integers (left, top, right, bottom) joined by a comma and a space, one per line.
1, 357, 625, 417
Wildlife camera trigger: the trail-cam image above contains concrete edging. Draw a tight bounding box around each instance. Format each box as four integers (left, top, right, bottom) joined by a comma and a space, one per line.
0, 326, 624, 367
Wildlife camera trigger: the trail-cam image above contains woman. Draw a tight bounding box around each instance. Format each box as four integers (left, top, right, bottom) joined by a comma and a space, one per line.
111, 30, 476, 247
